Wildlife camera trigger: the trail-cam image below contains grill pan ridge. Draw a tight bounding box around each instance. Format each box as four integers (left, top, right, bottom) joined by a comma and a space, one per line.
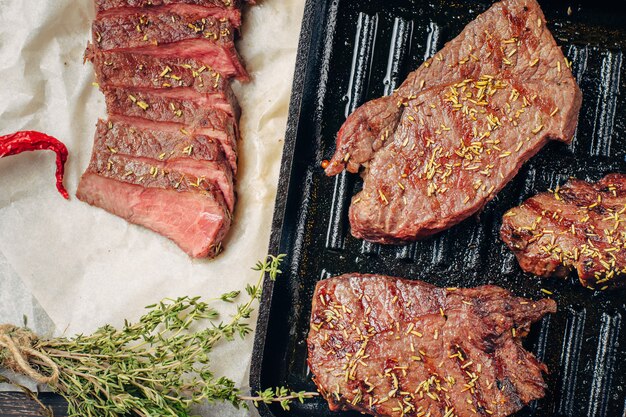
251, 1, 626, 416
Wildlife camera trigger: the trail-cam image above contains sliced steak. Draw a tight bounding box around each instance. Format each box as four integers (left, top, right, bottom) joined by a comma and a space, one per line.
94, 0, 242, 28
103, 87, 238, 172
87, 149, 217, 195
501, 174, 626, 290
92, 5, 248, 81
80, 0, 249, 258
95, 0, 241, 10
93, 118, 235, 211
77, 138, 231, 258
78, 173, 229, 257
308, 274, 556, 417
87, 47, 240, 119
325, 0, 582, 244
107, 39, 247, 81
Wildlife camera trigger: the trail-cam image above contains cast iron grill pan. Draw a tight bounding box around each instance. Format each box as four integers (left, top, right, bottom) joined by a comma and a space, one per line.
251, 1, 626, 416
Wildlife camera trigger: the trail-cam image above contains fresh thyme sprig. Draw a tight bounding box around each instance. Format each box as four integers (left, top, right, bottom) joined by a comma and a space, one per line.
239, 387, 316, 411
0, 255, 318, 416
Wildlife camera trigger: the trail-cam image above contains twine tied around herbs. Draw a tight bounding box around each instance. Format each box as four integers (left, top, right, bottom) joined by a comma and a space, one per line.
0, 324, 59, 386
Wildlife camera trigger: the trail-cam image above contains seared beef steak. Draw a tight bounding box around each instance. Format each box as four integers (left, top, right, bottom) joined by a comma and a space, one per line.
93, 6, 248, 81
103, 87, 239, 172
79, 0, 248, 258
308, 274, 556, 417
87, 48, 240, 118
501, 174, 626, 290
325, 0, 582, 244
77, 119, 233, 258
77, 173, 230, 258
94, 0, 243, 28
89, 119, 236, 211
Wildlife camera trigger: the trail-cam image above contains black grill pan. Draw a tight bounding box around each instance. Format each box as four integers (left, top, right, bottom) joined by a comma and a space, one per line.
250, 1, 626, 416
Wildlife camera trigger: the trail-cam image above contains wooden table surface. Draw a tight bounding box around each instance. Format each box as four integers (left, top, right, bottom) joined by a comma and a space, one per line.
0, 393, 67, 416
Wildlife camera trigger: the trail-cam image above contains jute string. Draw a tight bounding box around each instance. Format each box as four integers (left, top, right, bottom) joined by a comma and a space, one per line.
0, 324, 59, 385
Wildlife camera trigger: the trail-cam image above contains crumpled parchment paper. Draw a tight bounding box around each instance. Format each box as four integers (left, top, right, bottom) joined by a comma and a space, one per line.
0, 1, 305, 415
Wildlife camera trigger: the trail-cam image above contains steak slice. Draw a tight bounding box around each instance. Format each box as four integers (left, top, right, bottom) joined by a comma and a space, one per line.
308, 274, 557, 417
501, 174, 626, 290
78, 174, 229, 258
106, 39, 247, 81
103, 88, 238, 173
92, 118, 236, 211
87, 47, 240, 119
325, 0, 582, 244
77, 137, 231, 258
92, 5, 248, 81
94, 0, 242, 28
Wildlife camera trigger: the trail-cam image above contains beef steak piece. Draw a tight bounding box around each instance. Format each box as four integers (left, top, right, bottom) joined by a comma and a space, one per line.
92, 5, 248, 81
501, 174, 626, 290
80, 0, 250, 258
78, 174, 229, 258
87, 47, 240, 119
89, 118, 236, 211
77, 127, 232, 258
103, 87, 239, 173
308, 274, 556, 417
325, 0, 582, 244
94, 0, 243, 28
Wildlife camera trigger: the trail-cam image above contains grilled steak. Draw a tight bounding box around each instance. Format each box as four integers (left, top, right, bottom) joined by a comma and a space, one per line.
87, 47, 240, 118
501, 174, 626, 290
93, 5, 248, 80
79, 0, 249, 257
103, 87, 239, 172
87, 118, 236, 211
308, 274, 556, 417
325, 0, 582, 244
94, 0, 243, 27
77, 124, 232, 258
78, 173, 229, 258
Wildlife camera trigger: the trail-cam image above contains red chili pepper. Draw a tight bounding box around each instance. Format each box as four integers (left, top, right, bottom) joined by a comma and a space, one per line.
0, 131, 69, 200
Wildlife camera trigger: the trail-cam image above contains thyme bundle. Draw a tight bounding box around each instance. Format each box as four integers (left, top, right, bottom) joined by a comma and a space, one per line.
0, 255, 317, 416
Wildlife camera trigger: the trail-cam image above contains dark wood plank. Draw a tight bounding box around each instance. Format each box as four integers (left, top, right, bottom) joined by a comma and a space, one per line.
0, 393, 67, 417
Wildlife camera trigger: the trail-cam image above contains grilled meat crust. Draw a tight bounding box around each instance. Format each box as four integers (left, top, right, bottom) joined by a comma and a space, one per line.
325, 0, 582, 244
501, 174, 626, 290
308, 274, 556, 417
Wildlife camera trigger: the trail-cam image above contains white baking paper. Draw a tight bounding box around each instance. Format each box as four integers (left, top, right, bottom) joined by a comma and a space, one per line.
0, 0, 305, 415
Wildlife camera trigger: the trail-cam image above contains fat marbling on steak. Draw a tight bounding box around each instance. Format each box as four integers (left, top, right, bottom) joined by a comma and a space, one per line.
325, 0, 582, 244
308, 274, 557, 417
501, 174, 626, 290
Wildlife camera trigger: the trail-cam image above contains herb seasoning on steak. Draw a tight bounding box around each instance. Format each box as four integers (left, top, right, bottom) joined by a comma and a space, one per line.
501, 174, 626, 290
308, 274, 556, 417
325, 0, 582, 244
90, 119, 236, 211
